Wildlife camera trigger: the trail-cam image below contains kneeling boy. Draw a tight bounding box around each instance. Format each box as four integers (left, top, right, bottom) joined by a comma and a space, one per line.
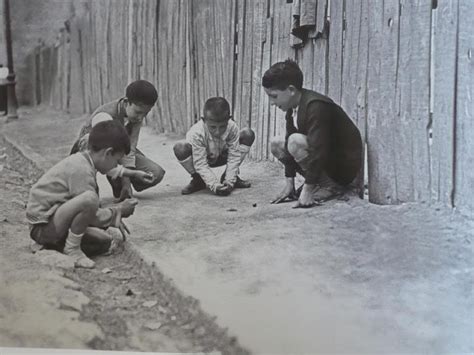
173, 97, 255, 196
262, 59, 362, 208
26, 121, 139, 268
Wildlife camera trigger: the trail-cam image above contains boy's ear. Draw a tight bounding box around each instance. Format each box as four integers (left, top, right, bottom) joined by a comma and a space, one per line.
287, 85, 298, 94
104, 147, 115, 156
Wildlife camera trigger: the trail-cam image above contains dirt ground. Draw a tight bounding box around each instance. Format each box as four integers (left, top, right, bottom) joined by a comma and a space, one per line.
0, 109, 249, 354
1, 107, 473, 354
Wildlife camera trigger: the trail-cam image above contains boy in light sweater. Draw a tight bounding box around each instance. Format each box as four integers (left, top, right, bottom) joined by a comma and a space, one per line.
26, 121, 151, 268
173, 97, 255, 196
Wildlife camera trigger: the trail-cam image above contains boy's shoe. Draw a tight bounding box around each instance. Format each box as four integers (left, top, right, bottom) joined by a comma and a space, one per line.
181, 173, 206, 195
63, 244, 95, 268
29, 240, 44, 254
234, 176, 251, 188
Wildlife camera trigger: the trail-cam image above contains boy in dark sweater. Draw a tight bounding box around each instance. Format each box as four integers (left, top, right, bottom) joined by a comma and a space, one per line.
262, 59, 362, 208
71, 80, 165, 201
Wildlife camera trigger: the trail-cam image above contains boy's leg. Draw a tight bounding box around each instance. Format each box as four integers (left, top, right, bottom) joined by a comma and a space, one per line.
49, 190, 99, 268
270, 136, 304, 176
233, 127, 255, 188
173, 141, 206, 194
287, 133, 344, 202
130, 149, 166, 192
81, 227, 113, 256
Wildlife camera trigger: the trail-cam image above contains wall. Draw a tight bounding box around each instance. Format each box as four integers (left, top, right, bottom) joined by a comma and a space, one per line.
27, 0, 474, 217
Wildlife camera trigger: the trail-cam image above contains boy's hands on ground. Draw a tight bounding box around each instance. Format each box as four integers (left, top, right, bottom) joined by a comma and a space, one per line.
119, 177, 133, 201
293, 183, 319, 208
119, 198, 138, 217
271, 178, 296, 204
118, 220, 130, 241
133, 170, 154, 184
215, 182, 233, 196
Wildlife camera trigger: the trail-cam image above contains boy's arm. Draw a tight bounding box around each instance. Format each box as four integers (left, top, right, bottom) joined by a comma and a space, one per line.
223, 125, 241, 186
303, 101, 331, 185
120, 121, 142, 168
190, 134, 219, 192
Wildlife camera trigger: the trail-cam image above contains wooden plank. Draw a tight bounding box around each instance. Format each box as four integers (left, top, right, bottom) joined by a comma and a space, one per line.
366, 0, 396, 204
398, 0, 431, 202
251, 0, 265, 160
327, 0, 343, 103
261, 14, 273, 159
232, 0, 246, 130
69, 16, 85, 113
453, 0, 474, 217
431, 0, 457, 206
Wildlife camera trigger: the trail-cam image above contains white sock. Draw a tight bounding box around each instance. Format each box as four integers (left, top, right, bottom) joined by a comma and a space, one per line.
64, 231, 95, 268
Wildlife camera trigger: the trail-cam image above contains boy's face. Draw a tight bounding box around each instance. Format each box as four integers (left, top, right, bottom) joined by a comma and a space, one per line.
96, 148, 124, 174
203, 112, 229, 138
264, 86, 297, 112
125, 101, 153, 123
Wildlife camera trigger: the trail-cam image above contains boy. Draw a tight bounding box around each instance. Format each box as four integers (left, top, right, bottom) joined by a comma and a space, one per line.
27, 121, 142, 268
262, 59, 362, 208
71, 80, 165, 201
173, 97, 255, 196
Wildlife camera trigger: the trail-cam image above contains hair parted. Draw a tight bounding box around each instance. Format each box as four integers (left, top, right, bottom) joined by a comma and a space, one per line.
262, 59, 303, 90
126, 80, 158, 106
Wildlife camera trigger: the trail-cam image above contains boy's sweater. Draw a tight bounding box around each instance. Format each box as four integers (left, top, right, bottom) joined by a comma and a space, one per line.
26, 152, 116, 226
186, 119, 241, 191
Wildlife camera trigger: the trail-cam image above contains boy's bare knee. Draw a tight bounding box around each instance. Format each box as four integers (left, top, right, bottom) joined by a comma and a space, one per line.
239, 127, 255, 146
270, 136, 286, 157
173, 141, 192, 161
287, 133, 308, 157
79, 191, 100, 212
151, 166, 165, 185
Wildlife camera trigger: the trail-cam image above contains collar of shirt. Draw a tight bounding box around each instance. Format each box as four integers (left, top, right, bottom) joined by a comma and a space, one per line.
292, 106, 299, 129
82, 151, 97, 173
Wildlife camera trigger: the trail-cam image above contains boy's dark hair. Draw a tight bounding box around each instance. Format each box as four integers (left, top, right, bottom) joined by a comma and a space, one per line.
203, 97, 231, 121
89, 120, 131, 155
262, 59, 303, 90
126, 80, 158, 106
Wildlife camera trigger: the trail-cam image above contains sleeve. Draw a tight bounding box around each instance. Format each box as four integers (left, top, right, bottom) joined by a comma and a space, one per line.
67, 161, 118, 228
223, 124, 241, 186
120, 121, 142, 168
189, 132, 219, 191
303, 101, 331, 185
67, 166, 98, 197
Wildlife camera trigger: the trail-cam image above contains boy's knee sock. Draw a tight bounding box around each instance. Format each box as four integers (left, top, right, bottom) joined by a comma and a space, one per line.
179, 156, 196, 176
64, 231, 95, 268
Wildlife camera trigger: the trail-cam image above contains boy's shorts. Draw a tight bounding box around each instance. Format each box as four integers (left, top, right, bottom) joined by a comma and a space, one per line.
29, 219, 68, 251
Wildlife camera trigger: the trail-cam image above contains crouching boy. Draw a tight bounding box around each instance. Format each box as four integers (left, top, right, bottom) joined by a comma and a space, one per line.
173, 97, 255, 196
26, 121, 139, 268
262, 59, 362, 208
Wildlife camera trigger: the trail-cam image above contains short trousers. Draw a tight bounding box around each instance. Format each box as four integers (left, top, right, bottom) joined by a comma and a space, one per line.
29, 219, 67, 250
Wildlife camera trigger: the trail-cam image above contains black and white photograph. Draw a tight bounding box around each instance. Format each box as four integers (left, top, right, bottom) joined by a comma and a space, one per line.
0, 0, 473, 354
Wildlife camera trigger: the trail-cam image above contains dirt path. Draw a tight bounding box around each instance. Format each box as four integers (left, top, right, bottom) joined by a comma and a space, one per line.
2, 107, 473, 353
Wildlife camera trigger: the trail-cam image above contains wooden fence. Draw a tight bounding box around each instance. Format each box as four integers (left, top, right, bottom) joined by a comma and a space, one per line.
27, 0, 473, 216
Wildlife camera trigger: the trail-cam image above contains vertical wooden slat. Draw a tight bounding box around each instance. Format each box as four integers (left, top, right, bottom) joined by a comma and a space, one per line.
453, 0, 474, 217
327, 0, 344, 103
431, 0, 457, 206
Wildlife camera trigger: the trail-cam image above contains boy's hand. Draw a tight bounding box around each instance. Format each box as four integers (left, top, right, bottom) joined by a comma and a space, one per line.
119, 198, 138, 218
133, 170, 154, 184
271, 178, 296, 204
119, 177, 133, 201
215, 182, 233, 196
293, 184, 319, 208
